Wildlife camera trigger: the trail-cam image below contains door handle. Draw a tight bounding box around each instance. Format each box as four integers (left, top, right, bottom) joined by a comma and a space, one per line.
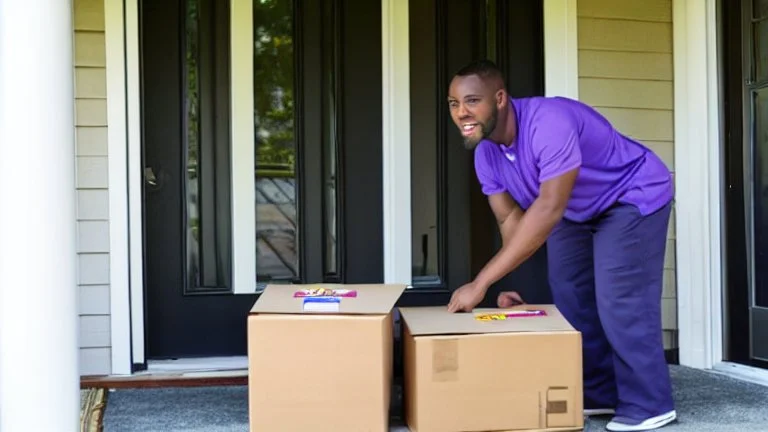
144, 166, 164, 191
145, 167, 158, 186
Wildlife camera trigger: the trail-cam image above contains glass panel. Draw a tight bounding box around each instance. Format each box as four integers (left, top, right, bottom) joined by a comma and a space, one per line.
755, 19, 768, 83
323, 0, 339, 275
753, 88, 768, 307
755, 0, 768, 20
410, 0, 440, 284
184, 0, 231, 292
486, 0, 497, 62
253, 0, 298, 282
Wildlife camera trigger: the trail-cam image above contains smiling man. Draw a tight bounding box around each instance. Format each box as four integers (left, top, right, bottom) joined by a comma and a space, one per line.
445, 60, 677, 432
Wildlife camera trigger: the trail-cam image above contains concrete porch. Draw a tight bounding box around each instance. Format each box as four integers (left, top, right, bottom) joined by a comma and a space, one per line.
100, 366, 768, 431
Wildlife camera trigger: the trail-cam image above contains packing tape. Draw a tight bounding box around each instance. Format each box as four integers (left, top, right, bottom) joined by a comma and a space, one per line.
431, 338, 459, 382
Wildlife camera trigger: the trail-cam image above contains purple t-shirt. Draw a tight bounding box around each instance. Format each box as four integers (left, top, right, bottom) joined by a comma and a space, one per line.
474, 96, 673, 222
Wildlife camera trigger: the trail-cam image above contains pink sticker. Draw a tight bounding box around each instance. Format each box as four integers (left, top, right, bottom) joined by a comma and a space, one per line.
293, 287, 358, 298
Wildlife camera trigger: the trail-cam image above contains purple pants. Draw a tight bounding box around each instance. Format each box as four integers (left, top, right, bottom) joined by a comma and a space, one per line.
546, 202, 674, 421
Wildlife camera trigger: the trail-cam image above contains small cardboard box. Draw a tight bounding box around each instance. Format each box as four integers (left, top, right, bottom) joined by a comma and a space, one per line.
247, 283, 406, 432
399, 305, 584, 432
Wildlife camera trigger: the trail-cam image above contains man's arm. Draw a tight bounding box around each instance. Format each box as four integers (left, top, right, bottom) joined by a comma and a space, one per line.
473, 167, 578, 291
489, 192, 524, 247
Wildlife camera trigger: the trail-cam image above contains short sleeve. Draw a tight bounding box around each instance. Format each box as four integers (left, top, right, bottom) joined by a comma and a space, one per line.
529, 104, 582, 183
473, 141, 505, 196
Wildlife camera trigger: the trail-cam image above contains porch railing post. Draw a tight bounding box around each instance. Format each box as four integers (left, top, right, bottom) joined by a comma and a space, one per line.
0, 0, 80, 430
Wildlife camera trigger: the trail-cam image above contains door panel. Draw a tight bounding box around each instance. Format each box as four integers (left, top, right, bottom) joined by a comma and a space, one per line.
724, 0, 768, 368
749, 82, 768, 361
141, 0, 257, 359
141, 0, 382, 359
746, 0, 768, 363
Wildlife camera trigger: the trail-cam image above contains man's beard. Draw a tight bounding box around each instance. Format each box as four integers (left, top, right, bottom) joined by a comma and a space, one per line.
463, 106, 498, 150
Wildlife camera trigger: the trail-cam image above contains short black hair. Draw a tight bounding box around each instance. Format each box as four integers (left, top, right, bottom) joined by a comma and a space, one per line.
454, 59, 505, 86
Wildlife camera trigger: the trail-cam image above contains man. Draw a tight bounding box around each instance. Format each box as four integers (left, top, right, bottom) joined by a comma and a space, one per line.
445, 60, 676, 432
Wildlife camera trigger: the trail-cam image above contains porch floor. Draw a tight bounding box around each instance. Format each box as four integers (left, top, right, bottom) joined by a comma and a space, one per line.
102, 365, 768, 431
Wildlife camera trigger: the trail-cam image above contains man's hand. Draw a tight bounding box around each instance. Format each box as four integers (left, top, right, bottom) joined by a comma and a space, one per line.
447, 282, 487, 313
497, 291, 525, 307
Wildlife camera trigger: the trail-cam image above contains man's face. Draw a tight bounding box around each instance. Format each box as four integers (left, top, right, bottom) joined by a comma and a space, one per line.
447, 74, 499, 149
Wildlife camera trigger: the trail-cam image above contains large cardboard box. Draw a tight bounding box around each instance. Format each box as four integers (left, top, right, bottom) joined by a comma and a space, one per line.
247, 283, 406, 432
399, 305, 584, 432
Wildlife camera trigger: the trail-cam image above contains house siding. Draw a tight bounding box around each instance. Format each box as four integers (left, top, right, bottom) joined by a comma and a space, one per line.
75, 0, 111, 376
577, 0, 678, 349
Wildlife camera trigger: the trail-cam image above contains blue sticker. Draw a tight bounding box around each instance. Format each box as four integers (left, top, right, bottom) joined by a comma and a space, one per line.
303, 297, 341, 305
302, 296, 341, 312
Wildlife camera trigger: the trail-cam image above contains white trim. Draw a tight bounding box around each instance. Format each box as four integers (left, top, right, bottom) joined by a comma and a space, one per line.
543, 0, 579, 99
713, 362, 768, 388
230, 0, 257, 294
672, 0, 724, 369
104, 0, 132, 375
381, 0, 412, 285
125, 0, 146, 365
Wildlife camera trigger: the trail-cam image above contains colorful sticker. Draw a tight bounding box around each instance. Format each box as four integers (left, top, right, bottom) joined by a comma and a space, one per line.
293, 287, 358, 298
474, 309, 547, 321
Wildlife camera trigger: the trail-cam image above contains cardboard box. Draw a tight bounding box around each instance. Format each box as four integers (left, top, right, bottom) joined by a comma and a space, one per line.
399, 305, 583, 432
247, 283, 406, 432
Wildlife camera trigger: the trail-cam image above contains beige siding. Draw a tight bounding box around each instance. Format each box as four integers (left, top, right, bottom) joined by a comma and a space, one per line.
577, 0, 678, 349
75, 0, 111, 376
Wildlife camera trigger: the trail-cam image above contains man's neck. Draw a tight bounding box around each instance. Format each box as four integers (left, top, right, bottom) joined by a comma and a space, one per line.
490, 104, 517, 147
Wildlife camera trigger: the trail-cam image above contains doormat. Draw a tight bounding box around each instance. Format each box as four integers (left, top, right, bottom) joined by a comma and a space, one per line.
80, 388, 108, 432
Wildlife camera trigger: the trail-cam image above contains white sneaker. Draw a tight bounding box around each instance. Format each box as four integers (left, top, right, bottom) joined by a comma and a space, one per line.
606, 410, 677, 431
584, 408, 616, 416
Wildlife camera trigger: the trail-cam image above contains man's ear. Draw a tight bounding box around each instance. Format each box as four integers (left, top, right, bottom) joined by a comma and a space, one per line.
495, 89, 508, 109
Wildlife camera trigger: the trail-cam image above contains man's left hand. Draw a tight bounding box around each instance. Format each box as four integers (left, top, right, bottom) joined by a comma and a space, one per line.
447, 282, 486, 313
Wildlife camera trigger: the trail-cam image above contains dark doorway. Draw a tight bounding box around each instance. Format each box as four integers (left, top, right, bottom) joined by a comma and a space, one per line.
140, 0, 384, 360
723, 0, 768, 369
403, 0, 549, 307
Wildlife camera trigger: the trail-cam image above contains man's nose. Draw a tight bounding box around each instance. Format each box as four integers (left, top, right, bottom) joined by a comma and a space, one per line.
457, 104, 469, 118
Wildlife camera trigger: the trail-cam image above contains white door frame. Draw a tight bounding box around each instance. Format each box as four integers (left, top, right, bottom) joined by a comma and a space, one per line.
105, 0, 262, 373
104, 0, 142, 374
672, 0, 725, 370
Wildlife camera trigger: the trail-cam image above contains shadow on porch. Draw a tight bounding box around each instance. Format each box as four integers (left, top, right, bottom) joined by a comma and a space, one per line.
95, 365, 768, 431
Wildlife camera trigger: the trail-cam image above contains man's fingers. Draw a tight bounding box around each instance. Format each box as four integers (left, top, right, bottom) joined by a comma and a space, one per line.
447, 298, 456, 313
498, 291, 526, 307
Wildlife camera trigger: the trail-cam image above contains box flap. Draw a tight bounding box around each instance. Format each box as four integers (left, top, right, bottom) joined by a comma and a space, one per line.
250, 283, 406, 315
399, 305, 576, 336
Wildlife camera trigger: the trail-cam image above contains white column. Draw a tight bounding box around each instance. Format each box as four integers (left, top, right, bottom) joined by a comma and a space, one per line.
0, 0, 80, 430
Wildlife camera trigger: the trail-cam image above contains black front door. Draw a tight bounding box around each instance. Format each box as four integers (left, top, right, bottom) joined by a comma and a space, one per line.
723, 0, 768, 369
140, 0, 384, 359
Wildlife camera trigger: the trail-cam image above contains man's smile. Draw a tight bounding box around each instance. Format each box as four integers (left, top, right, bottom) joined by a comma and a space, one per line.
461, 122, 480, 136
